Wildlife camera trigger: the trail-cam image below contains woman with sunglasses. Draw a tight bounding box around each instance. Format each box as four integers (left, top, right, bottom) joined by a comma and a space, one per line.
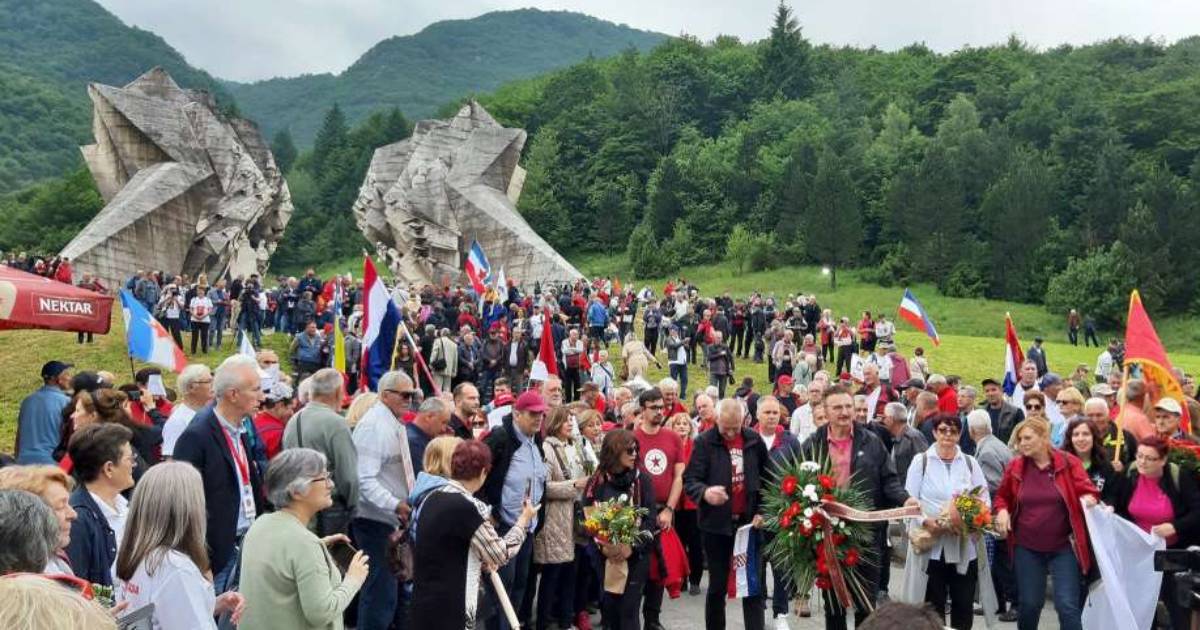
901, 414, 991, 629
993, 418, 1099, 630
583, 430, 657, 629
1106, 436, 1200, 630
1012, 392, 1047, 449
239, 448, 369, 630
1062, 418, 1115, 496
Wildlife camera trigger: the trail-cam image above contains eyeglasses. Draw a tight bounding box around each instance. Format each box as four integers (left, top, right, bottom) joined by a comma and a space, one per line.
1025, 404, 1043, 411
385, 389, 415, 399
625, 447, 639, 456
310, 474, 333, 485
935, 427, 960, 435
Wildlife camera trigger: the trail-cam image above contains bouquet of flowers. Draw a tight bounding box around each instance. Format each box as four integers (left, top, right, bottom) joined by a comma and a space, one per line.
1167, 439, 1200, 481
943, 486, 992, 535
763, 457, 874, 606
583, 495, 652, 594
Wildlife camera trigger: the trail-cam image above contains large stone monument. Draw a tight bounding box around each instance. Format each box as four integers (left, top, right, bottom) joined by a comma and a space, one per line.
353, 101, 581, 288
61, 68, 292, 289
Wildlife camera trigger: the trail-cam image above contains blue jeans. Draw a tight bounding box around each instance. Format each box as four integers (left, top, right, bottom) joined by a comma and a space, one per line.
670, 363, 688, 398
488, 529, 533, 630
236, 311, 262, 347
209, 311, 227, 349
763, 532, 791, 616
1013, 545, 1083, 630
351, 518, 408, 630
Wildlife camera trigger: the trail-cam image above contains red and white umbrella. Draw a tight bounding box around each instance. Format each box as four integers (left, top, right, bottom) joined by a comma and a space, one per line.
0, 266, 114, 334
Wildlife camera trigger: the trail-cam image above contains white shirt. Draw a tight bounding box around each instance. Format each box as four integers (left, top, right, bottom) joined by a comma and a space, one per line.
90, 491, 130, 551
761, 433, 776, 451
869, 353, 892, 382
161, 404, 198, 457
117, 549, 216, 630
488, 404, 513, 429
189, 296, 213, 323
354, 401, 414, 526
790, 404, 816, 440
1096, 351, 1115, 379
904, 446, 989, 563
850, 354, 866, 381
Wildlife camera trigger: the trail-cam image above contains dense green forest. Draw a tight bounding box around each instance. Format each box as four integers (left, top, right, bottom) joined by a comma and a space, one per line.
225, 9, 666, 147
0, 0, 232, 192
468, 5, 1200, 325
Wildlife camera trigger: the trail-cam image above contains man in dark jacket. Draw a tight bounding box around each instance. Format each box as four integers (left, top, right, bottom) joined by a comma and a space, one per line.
173, 354, 266, 593
706, 331, 735, 399
65, 423, 135, 587
481, 391, 547, 630
480, 325, 506, 402
798, 385, 917, 630
981, 378, 1024, 444
683, 398, 768, 630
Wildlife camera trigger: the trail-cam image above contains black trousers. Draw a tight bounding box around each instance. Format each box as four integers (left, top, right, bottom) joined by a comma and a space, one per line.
190, 322, 210, 354
835, 347, 852, 376
822, 555, 878, 630
674, 509, 704, 588
601, 552, 649, 630
645, 327, 659, 356
563, 368, 581, 402
875, 524, 891, 594
702, 530, 764, 630
925, 557, 977, 630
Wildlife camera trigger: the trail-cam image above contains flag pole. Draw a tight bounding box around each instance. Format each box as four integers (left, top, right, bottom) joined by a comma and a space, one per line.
128, 354, 137, 382
1112, 363, 1131, 467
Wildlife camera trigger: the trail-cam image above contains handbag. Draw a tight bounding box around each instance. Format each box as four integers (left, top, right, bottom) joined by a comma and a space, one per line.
431, 342, 447, 371
387, 525, 415, 581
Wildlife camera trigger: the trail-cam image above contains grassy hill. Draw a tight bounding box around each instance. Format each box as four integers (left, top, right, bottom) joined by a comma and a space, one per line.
0, 0, 232, 193
225, 9, 667, 147
3, 257, 1199, 453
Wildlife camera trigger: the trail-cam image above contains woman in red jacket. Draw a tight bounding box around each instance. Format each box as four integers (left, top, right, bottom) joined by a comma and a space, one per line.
993, 418, 1099, 630
669, 412, 704, 595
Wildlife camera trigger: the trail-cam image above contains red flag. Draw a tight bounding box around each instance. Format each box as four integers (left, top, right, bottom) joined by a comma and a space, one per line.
1124, 290, 1190, 433
530, 307, 558, 381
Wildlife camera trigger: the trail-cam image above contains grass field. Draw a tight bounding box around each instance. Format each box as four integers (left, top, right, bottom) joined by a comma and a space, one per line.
4, 255, 1198, 454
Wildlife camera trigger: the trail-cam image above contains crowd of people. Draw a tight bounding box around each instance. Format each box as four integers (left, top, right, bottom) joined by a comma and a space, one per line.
3, 272, 1200, 630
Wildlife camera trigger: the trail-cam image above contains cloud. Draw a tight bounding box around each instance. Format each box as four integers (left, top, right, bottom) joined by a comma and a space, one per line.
96, 0, 1200, 82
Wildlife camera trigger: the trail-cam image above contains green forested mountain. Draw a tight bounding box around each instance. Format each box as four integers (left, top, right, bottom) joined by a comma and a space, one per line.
460, 6, 1200, 324
0, 0, 231, 192
225, 9, 667, 147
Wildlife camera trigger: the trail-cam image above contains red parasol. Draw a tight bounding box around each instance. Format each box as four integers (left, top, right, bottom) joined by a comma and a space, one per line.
0, 266, 114, 334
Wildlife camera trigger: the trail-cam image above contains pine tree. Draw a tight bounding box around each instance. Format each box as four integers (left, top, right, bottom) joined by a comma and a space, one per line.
311, 104, 348, 175
758, 2, 812, 100
806, 149, 862, 289
271, 129, 297, 174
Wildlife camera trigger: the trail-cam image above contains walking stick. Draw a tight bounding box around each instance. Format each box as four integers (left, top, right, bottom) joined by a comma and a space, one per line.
488, 570, 520, 629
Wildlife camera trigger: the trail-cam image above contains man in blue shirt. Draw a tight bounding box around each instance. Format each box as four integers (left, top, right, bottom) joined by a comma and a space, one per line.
482, 390, 547, 630
15, 361, 73, 464
406, 397, 451, 474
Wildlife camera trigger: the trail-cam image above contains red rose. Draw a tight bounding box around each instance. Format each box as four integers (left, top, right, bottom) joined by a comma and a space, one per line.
780, 514, 792, 529
818, 475, 835, 490
781, 475, 798, 495
799, 522, 812, 535
785, 502, 801, 518
832, 533, 847, 545
845, 548, 860, 566
810, 512, 825, 528
822, 493, 836, 503
815, 576, 832, 590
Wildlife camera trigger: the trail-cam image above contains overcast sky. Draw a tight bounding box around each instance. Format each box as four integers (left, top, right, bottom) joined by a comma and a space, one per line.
96, 0, 1200, 82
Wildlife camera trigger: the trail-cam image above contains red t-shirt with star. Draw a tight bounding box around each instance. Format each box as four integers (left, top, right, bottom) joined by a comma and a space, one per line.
635, 426, 684, 506
724, 432, 747, 517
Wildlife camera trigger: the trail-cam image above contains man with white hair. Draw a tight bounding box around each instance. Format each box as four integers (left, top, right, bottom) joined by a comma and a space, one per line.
683, 398, 768, 630
352, 370, 419, 630
173, 354, 266, 593
967, 408, 1017, 621
162, 363, 213, 458
659, 377, 687, 417
790, 380, 825, 440
1084, 396, 1136, 468
282, 368, 358, 535
693, 393, 716, 433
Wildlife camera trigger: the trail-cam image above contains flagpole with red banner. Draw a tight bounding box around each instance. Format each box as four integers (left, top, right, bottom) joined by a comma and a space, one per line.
1115, 290, 1189, 463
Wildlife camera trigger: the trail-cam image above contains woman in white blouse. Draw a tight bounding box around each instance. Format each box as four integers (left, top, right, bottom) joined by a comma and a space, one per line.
116, 462, 244, 629
902, 413, 993, 630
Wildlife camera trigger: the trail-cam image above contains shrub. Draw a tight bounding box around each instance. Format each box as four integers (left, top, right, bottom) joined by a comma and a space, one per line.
1044, 243, 1139, 327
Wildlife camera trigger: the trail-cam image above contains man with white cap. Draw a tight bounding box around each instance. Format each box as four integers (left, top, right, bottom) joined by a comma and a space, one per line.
1153, 397, 1197, 444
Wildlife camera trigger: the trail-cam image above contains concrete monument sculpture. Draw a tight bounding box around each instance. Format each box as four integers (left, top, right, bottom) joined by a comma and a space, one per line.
353, 101, 581, 288
61, 68, 292, 289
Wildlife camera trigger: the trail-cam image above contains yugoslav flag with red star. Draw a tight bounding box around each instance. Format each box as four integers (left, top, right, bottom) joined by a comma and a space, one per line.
120, 290, 187, 372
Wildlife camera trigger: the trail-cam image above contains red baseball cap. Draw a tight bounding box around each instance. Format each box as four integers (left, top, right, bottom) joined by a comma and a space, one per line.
515, 391, 548, 413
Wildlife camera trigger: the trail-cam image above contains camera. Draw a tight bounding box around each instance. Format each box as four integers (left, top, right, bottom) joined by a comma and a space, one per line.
1155, 547, 1200, 611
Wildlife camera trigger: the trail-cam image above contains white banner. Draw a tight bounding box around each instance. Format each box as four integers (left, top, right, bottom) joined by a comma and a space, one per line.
1082, 502, 1165, 630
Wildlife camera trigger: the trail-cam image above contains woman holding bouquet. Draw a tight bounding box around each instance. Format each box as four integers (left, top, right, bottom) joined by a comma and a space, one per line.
993, 418, 1099, 630
901, 414, 991, 630
1106, 436, 1200, 630
583, 429, 657, 629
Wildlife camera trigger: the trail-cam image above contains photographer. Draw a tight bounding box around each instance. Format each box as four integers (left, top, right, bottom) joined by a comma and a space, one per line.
156, 280, 186, 348
238, 273, 263, 348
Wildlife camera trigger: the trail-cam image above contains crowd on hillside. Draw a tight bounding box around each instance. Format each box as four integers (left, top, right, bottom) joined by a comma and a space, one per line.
3, 270, 1200, 630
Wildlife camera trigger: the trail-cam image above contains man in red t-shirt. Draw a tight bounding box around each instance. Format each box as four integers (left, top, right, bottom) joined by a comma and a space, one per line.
931, 374, 958, 415
659, 378, 688, 419
634, 387, 684, 630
